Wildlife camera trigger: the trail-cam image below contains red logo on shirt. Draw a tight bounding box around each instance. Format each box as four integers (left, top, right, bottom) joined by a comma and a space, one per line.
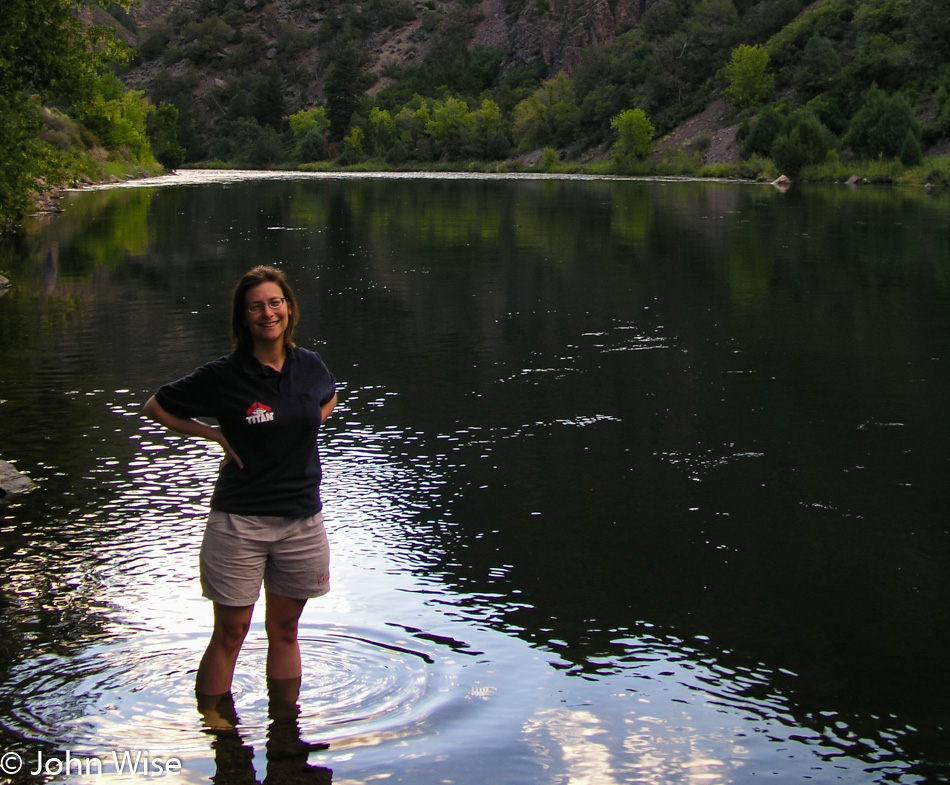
245, 401, 275, 425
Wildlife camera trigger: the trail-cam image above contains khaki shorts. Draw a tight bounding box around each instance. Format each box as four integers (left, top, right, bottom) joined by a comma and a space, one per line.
199, 510, 330, 606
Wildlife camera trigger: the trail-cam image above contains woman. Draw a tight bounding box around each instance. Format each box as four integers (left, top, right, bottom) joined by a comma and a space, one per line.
143, 265, 337, 719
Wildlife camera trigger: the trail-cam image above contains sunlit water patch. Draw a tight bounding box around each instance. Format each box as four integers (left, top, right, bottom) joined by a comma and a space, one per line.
0, 623, 490, 783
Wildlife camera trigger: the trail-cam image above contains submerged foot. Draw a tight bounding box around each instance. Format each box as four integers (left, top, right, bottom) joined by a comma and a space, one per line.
197, 691, 239, 733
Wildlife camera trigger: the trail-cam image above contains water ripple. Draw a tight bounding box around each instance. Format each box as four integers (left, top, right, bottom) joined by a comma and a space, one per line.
0, 623, 464, 762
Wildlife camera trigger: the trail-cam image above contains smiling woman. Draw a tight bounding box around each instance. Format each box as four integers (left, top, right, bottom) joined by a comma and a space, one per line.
141, 264, 338, 729
231, 270, 299, 362
243, 284, 291, 364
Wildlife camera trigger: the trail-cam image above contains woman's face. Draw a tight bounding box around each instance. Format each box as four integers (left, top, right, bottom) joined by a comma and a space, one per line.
244, 281, 290, 347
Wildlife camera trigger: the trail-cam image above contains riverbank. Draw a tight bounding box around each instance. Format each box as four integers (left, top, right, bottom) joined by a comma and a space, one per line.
185, 151, 950, 189
31, 149, 950, 216
31, 158, 164, 217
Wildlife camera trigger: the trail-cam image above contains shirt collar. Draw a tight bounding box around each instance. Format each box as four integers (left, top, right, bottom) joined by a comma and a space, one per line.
235, 346, 296, 377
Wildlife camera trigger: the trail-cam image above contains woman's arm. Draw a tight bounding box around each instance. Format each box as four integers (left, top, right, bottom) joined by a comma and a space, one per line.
320, 392, 338, 424
143, 395, 244, 468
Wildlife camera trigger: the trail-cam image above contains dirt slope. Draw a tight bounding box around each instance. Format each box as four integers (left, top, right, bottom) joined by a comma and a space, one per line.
653, 99, 741, 164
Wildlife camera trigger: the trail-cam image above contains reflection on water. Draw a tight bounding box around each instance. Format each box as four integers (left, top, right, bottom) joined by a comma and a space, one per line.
0, 172, 948, 784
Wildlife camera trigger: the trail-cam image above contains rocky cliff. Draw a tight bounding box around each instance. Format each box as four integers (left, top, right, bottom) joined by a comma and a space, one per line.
123, 0, 660, 94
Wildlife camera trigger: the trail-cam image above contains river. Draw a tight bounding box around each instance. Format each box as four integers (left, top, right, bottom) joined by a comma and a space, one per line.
0, 171, 948, 784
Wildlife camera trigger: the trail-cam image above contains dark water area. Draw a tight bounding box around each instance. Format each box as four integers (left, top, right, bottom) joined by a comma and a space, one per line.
0, 172, 948, 784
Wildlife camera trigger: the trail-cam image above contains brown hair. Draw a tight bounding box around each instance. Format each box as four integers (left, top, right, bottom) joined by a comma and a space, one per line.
230, 265, 299, 350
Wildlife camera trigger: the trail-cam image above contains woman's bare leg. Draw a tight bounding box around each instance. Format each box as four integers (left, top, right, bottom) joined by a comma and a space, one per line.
264, 592, 307, 681
196, 602, 255, 698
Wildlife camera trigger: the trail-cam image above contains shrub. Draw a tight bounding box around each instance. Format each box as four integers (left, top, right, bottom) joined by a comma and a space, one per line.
248, 125, 283, 166
899, 130, 923, 166
771, 112, 832, 176
486, 130, 512, 160
846, 87, 922, 161
299, 129, 327, 162
538, 146, 558, 171
138, 23, 171, 63
610, 107, 655, 168
385, 139, 409, 164
795, 34, 839, 97
739, 104, 785, 158
147, 103, 185, 170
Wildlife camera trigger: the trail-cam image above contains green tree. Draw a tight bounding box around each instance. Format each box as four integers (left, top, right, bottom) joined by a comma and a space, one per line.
290, 107, 330, 160
77, 73, 154, 161
512, 74, 579, 151
343, 125, 366, 160
252, 66, 285, 130
289, 107, 330, 143
845, 87, 922, 161
899, 129, 922, 166
248, 125, 283, 167
771, 112, 831, 177
395, 95, 433, 157
610, 108, 655, 169
276, 21, 313, 71
226, 28, 267, 70
147, 103, 185, 170
723, 44, 774, 111
324, 47, 373, 141
138, 21, 171, 63
738, 104, 786, 158
795, 35, 839, 98
182, 14, 234, 64
1, 0, 131, 222
299, 130, 328, 162
471, 98, 503, 158
640, 0, 692, 41
385, 138, 409, 164
538, 147, 559, 171
425, 95, 472, 159
688, 0, 740, 55
486, 129, 512, 160
368, 106, 397, 156
936, 84, 950, 134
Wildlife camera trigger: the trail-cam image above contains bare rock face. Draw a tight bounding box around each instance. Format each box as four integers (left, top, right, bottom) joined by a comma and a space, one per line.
561, 0, 616, 71
505, 0, 652, 74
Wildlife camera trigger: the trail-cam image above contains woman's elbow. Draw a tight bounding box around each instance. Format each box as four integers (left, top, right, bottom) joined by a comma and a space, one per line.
143, 395, 164, 422
321, 393, 338, 423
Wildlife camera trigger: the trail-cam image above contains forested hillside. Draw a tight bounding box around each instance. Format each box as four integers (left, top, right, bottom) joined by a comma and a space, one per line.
3, 0, 950, 223
112, 0, 949, 172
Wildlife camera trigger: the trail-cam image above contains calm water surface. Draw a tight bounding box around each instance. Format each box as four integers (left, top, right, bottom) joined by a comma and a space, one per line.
0, 172, 948, 784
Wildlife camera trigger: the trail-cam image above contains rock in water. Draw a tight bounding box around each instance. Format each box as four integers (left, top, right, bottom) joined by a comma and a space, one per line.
0, 460, 36, 499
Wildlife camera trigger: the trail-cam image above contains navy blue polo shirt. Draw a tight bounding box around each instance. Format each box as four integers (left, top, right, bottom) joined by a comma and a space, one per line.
154, 346, 336, 517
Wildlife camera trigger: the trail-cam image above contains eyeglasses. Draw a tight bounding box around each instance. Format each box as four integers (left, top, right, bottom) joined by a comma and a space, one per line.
246, 297, 287, 314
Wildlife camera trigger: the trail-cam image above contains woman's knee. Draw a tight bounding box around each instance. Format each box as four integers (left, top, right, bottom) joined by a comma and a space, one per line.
264, 614, 300, 646
216, 620, 251, 650
212, 605, 253, 651
264, 594, 306, 645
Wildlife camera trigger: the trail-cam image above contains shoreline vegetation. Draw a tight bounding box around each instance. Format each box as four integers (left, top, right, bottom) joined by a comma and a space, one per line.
39, 150, 950, 212
291, 151, 950, 188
